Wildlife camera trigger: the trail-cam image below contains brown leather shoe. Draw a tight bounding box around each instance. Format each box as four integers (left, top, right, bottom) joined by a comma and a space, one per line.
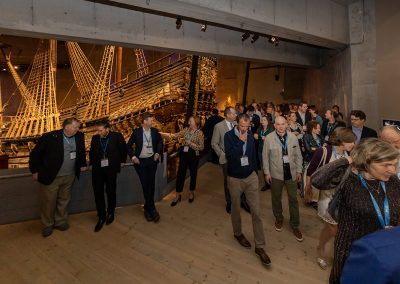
292, 227, 304, 242
255, 248, 271, 266
234, 234, 251, 249
275, 219, 283, 232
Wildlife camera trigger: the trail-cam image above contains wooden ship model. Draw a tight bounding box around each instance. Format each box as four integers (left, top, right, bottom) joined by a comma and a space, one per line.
0, 40, 218, 171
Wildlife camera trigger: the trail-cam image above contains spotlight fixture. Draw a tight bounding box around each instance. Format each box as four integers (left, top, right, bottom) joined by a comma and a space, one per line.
176, 17, 182, 30
241, 32, 250, 42
268, 36, 279, 46
14, 65, 19, 70
251, 34, 259, 43
201, 24, 207, 32
2, 68, 6, 71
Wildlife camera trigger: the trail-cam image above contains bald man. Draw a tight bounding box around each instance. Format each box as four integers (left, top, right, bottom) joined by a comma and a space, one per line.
380, 125, 400, 178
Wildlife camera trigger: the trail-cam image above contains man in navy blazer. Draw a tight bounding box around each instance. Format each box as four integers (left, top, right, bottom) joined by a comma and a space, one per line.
341, 226, 400, 284
127, 112, 163, 222
349, 110, 378, 144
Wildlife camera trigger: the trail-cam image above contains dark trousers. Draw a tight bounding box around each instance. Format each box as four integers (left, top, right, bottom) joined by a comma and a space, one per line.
176, 149, 199, 192
222, 163, 247, 205
134, 157, 158, 212
92, 168, 117, 219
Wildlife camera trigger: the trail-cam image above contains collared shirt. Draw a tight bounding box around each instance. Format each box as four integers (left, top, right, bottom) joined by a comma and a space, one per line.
225, 119, 234, 131
234, 127, 247, 156
139, 127, 154, 158
298, 111, 306, 125
352, 126, 363, 144
276, 131, 292, 180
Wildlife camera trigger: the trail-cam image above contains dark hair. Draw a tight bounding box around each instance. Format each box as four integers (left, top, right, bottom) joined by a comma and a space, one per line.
95, 120, 110, 129
306, 120, 320, 134
224, 106, 234, 117
309, 105, 318, 113
237, 113, 250, 123
62, 117, 80, 128
328, 127, 356, 146
332, 105, 340, 111
247, 105, 255, 112
350, 110, 366, 120
327, 110, 339, 120
299, 101, 308, 107
141, 112, 153, 123
211, 108, 219, 115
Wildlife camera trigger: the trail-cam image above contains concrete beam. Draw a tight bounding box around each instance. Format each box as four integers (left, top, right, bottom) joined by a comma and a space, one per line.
105, 0, 349, 49
0, 0, 321, 67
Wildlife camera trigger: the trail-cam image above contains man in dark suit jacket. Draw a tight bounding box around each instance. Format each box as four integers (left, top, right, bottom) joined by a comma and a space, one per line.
203, 108, 223, 164
349, 110, 378, 144
295, 102, 312, 131
247, 105, 260, 134
341, 226, 400, 284
127, 112, 163, 223
29, 117, 87, 237
89, 120, 127, 232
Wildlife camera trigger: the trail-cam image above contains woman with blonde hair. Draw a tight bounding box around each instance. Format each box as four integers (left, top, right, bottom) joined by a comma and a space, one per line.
304, 127, 356, 269
311, 138, 400, 283
169, 116, 204, 206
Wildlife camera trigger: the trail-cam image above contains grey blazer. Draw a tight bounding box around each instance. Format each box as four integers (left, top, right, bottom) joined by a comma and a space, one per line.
211, 120, 231, 165
262, 131, 303, 180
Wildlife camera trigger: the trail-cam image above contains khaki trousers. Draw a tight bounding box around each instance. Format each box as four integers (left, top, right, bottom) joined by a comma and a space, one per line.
40, 175, 75, 228
228, 172, 265, 248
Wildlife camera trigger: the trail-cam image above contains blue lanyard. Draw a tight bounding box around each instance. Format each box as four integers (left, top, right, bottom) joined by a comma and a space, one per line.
275, 132, 288, 152
62, 133, 73, 145
144, 131, 152, 146
185, 129, 198, 142
358, 171, 390, 229
100, 137, 109, 155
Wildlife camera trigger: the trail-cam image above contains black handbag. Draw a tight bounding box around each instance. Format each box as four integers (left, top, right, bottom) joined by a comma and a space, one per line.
328, 166, 352, 222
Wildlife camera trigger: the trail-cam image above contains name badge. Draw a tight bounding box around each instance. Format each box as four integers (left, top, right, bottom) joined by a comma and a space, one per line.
298, 134, 303, 140
101, 158, 109, 168
325, 135, 330, 141
183, 145, 189, 152
240, 156, 249, 166
302, 125, 307, 131
70, 151, 76, 160
283, 155, 289, 164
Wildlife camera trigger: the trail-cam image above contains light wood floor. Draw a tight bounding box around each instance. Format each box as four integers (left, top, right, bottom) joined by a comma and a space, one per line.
0, 163, 332, 284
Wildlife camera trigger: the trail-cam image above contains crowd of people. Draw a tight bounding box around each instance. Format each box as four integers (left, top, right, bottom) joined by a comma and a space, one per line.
28, 100, 400, 283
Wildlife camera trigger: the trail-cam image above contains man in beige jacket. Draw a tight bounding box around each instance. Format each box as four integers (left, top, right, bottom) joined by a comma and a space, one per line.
212, 106, 249, 214
263, 116, 304, 241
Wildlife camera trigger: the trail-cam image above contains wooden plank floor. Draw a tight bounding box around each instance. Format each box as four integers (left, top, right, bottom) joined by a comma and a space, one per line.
0, 163, 331, 283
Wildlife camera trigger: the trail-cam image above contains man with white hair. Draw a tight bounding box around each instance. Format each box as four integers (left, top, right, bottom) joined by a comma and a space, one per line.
380, 125, 400, 178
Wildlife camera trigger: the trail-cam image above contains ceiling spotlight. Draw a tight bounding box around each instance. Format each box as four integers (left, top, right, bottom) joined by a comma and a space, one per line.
251, 34, 259, 43
2, 68, 6, 71
268, 36, 279, 46
14, 65, 19, 70
176, 17, 182, 30
201, 24, 207, 32
241, 32, 250, 42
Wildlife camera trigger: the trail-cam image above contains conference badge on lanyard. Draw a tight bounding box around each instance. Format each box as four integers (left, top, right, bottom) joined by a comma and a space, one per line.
358, 171, 391, 229
241, 156, 249, 166
70, 151, 76, 160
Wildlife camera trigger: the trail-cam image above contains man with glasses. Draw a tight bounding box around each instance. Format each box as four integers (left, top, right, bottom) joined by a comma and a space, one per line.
380, 124, 400, 179
349, 110, 377, 144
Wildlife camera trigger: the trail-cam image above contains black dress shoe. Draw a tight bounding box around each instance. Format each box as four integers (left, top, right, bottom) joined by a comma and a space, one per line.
226, 202, 231, 214
106, 213, 114, 225
170, 195, 182, 207
234, 234, 251, 249
188, 192, 195, 203
241, 201, 251, 214
94, 219, 106, 232
255, 248, 271, 266
144, 211, 154, 222
152, 210, 160, 223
